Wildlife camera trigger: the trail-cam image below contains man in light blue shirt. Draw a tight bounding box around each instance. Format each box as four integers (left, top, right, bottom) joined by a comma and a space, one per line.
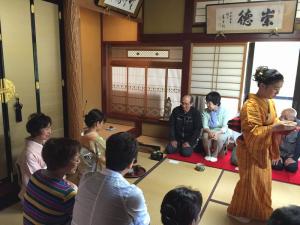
72, 132, 150, 225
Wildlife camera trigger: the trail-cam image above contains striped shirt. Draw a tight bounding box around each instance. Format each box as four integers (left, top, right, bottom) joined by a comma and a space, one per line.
23, 169, 77, 225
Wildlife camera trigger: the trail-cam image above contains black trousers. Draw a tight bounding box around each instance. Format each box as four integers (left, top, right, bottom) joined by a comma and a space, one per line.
165, 140, 197, 157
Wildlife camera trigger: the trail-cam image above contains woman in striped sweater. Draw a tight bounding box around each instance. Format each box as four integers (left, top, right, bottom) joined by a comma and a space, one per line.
227, 66, 296, 223
23, 138, 81, 225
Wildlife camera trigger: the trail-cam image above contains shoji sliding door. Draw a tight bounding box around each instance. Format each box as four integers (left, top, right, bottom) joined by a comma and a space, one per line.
0, 0, 65, 181
190, 43, 247, 118
0, 0, 37, 180
35, 0, 64, 137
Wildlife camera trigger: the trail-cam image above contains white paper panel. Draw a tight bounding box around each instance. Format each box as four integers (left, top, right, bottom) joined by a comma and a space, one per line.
191, 81, 213, 89
218, 61, 243, 68
219, 54, 244, 61
190, 44, 245, 99
216, 83, 240, 90
193, 47, 216, 54
219, 46, 244, 53
167, 69, 182, 111
192, 75, 241, 83
192, 53, 215, 60
217, 90, 240, 97
192, 60, 215, 67
192, 67, 214, 75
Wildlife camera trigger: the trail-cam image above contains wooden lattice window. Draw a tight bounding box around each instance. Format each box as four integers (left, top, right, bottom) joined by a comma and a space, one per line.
109, 65, 182, 118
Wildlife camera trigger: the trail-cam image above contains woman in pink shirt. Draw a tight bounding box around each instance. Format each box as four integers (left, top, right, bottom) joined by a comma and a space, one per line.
17, 113, 52, 200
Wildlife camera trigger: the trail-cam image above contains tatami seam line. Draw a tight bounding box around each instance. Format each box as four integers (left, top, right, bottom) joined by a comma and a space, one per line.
134, 157, 167, 185
199, 169, 225, 220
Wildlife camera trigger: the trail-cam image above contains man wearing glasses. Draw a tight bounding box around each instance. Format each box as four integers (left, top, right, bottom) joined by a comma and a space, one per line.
166, 95, 202, 157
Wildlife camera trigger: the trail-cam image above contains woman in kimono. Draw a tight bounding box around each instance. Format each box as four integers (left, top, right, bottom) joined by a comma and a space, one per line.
81, 108, 106, 158
227, 66, 296, 223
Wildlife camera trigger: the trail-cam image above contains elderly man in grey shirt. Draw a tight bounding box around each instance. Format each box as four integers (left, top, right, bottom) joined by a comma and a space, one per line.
72, 132, 150, 225
272, 108, 300, 173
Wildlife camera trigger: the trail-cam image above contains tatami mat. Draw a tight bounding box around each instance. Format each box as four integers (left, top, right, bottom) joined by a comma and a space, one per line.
212, 171, 239, 204
1, 157, 300, 225
126, 152, 159, 184
0, 203, 22, 224
137, 159, 222, 225
212, 171, 300, 208
200, 202, 266, 225
272, 180, 300, 209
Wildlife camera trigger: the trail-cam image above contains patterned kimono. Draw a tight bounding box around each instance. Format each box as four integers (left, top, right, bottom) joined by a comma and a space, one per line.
68, 132, 106, 185
227, 93, 280, 221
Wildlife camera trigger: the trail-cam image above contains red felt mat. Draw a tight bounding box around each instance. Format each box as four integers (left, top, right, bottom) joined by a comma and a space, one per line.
167, 151, 300, 186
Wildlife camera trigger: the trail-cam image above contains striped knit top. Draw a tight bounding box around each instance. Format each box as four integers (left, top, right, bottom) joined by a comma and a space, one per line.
23, 169, 77, 225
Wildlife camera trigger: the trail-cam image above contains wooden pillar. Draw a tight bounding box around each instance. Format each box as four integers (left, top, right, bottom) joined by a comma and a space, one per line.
63, 0, 83, 140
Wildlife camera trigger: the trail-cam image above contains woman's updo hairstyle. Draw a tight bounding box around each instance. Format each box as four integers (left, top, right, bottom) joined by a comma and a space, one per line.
84, 109, 105, 128
253, 66, 284, 86
160, 187, 203, 225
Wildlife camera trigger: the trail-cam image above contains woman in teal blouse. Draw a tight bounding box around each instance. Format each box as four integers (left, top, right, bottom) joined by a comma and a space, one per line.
202, 91, 230, 162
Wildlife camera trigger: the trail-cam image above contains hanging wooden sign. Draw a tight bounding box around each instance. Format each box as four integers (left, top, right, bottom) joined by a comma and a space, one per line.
95, 0, 143, 17
206, 0, 297, 34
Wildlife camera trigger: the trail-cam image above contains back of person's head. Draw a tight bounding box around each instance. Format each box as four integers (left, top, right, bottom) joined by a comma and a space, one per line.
280, 108, 297, 121
253, 66, 284, 86
84, 109, 105, 128
42, 138, 81, 171
26, 113, 52, 137
205, 91, 221, 106
105, 132, 138, 171
161, 187, 203, 225
268, 205, 300, 225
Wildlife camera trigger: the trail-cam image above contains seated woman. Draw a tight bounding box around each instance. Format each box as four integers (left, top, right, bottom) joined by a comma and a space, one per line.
202, 91, 230, 162
16, 113, 52, 200
80, 109, 106, 167
23, 138, 80, 225
272, 108, 300, 172
160, 186, 203, 225
67, 109, 106, 185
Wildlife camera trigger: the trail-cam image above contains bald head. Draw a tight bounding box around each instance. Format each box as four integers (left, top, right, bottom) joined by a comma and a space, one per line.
280, 108, 297, 121
181, 95, 193, 112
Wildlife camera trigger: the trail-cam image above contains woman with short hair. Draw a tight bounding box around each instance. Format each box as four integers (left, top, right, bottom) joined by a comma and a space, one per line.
17, 113, 52, 200
202, 91, 230, 162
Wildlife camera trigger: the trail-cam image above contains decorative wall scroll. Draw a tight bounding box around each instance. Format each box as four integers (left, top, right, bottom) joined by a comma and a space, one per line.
206, 0, 297, 34
194, 0, 300, 26
95, 0, 143, 17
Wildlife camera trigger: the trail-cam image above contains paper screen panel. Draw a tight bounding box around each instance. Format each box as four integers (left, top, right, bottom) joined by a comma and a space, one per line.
190, 44, 245, 102
167, 69, 182, 111
128, 67, 145, 115
35, 0, 64, 137
146, 68, 166, 117
111, 67, 127, 113
1, 0, 37, 165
